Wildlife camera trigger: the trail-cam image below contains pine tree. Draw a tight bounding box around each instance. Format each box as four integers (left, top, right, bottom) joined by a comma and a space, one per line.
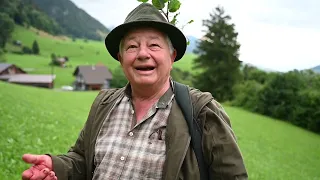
193, 6, 242, 102
32, 40, 40, 54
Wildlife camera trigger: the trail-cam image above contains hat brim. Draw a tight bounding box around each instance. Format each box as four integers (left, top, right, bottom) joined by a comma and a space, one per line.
105, 21, 187, 62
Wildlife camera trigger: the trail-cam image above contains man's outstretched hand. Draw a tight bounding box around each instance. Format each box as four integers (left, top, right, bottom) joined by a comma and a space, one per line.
22, 154, 57, 180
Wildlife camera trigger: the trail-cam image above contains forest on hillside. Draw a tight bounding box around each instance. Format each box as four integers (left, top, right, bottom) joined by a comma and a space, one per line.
26, 0, 110, 40
0, 0, 109, 44
0, 0, 62, 50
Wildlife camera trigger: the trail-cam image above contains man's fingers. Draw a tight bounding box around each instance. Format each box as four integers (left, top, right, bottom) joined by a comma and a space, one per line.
32, 168, 50, 180
22, 154, 54, 180
22, 154, 53, 170
22, 154, 40, 164
49, 171, 55, 177
43, 171, 57, 180
22, 166, 51, 180
22, 169, 33, 180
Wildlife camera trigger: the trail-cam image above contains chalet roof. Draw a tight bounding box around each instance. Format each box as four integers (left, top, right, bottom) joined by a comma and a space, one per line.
1, 74, 56, 83
0, 63, 26, 74
0, 63, 13, 73
73, 65, 113, 84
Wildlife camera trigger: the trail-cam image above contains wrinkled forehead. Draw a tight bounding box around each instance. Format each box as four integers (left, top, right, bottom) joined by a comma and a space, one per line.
122, 26, 167, 42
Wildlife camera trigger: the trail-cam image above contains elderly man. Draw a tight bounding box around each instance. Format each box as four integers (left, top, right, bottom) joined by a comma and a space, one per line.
22, 3, 248, 180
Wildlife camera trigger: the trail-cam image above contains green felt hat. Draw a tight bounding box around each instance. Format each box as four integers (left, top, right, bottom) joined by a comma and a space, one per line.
105, 3, 187, 61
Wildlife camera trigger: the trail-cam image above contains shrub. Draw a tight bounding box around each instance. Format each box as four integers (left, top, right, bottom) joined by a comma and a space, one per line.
234, 69, 320, 134
294, 90, 320, 132
22, 46, 33, 54
170, 68, 193, 86
110, 66, 128, 88
232, 80, 263, 112
257, 71, 306, 120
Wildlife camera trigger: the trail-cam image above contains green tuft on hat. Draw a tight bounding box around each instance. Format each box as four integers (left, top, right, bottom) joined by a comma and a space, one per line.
104, 3, 187, 62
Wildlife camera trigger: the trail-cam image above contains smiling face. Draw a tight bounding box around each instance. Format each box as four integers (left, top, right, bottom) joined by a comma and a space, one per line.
118, 27, 176, 89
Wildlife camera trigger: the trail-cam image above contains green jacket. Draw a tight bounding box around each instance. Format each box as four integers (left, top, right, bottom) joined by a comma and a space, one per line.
50, 87, 248, 180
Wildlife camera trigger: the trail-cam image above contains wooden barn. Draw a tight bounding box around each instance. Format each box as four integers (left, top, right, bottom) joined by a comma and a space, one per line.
0, 63, 55, 89
0, 63, 26, 76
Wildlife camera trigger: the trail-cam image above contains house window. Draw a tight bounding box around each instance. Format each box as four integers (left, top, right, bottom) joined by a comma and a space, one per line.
76, 75, 83, 82
103, 80, 110, 89
81, 83, 86, 90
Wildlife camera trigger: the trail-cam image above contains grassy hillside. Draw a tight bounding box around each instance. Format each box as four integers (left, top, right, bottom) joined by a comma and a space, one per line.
4, 25, 196, 88
0, 81, 319, 180
0, 81, 98, 179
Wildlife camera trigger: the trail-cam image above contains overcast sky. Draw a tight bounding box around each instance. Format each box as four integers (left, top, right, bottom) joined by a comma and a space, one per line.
70, 0, 320, 72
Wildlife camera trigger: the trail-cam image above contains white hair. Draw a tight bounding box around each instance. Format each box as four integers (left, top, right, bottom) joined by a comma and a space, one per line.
118, 35, 174, 57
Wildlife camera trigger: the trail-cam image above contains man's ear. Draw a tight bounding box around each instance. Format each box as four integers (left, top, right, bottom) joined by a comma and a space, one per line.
171, 49, 177, 64
117, 53, 123, 64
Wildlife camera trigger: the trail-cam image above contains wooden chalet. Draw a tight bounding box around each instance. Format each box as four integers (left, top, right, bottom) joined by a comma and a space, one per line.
73, 65, 113, 91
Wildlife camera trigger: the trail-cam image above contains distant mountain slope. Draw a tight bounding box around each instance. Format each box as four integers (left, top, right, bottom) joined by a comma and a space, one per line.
27, 0, 110, 40
243, 63, 278, 72
311, 65, 320, 73
186, 35, 198, 53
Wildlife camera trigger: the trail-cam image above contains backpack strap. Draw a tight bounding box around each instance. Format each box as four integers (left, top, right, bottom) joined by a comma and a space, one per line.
173, 81, 209, 180
190, 88, 215, 132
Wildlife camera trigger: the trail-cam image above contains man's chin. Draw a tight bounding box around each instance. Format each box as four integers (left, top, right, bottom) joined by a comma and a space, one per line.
132, 78, 157, 86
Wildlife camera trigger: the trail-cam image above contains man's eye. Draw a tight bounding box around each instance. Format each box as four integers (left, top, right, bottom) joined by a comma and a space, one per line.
127, 45, 137, 49
150, 44, 160, 47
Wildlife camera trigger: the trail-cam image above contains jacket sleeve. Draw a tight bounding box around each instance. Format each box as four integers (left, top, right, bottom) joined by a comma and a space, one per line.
48, 90, 108, 180
200, 99, 248, 180
50, 127, 87, 180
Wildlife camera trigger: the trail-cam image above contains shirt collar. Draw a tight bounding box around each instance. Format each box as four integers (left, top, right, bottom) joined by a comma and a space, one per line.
124, 78, 175, 109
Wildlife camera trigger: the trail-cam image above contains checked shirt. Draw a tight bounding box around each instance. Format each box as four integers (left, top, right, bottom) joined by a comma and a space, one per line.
93, 85, 174, 180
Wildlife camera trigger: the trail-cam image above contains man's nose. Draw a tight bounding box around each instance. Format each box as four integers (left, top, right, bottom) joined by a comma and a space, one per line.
137, 46, 150, 60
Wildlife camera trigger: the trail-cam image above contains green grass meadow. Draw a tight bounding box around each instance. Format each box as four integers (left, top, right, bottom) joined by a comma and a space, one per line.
1, 25, 320, 179
0, 82, 98, 179
1, 82, 320, 179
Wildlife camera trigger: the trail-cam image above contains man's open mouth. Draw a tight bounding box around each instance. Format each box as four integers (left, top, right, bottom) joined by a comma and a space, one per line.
135, 66, 155, 71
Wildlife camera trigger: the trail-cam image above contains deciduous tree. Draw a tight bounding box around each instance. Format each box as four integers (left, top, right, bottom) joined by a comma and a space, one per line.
0, 12, 15, 49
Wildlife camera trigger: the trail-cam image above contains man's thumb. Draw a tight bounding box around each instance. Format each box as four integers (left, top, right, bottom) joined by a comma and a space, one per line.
22, 154, 42, 164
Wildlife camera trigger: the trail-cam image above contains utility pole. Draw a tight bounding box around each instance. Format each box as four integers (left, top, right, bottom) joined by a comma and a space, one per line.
51, 60, 54, 89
